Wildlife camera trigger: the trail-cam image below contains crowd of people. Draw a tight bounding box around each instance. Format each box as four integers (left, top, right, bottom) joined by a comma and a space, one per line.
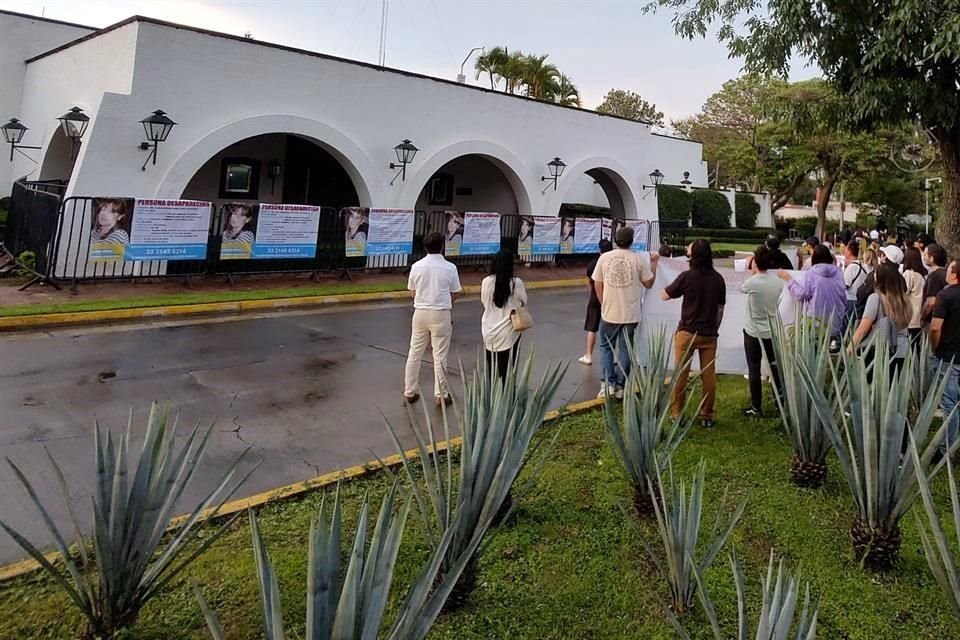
400, 227, 960, 460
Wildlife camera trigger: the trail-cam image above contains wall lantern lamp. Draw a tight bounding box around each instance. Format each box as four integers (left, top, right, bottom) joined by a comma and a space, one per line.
541, 157, 566, 192
1, 118, 41, 162
57, 106, 90, 159
268, 160, 282, 194
642, 168, 664, 190
137, 110, 176, 171
680, 171, 692, 186
390, 139, 418, 185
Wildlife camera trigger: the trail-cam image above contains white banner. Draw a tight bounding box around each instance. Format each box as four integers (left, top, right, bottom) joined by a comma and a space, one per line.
574, 218, 602, 253
367, 208, 414, 255
127, 199, 211, 261
462, 211, 501, 255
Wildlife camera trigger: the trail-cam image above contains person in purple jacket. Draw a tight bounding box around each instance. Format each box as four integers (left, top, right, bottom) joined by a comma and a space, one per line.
778, 244, 846, 339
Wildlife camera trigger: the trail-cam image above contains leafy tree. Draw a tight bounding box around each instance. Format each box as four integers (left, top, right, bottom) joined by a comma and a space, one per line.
596, 89, 665, 126
547, 74, 581, 107
645, 0, 960, 256
658, 185, 692, 222
474, 48, 579, 106
848, 173, 925, 231
691, 189, 732, 228
735, 192, 760, 230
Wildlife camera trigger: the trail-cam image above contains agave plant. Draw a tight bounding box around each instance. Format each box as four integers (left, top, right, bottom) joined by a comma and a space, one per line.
908, 332, 934, 417
911, 435, 960, 619
770, 316, 833, 488
798, 336, 958, 570
195, 482, 483, 640
671, 549, 819, 639
383, 350, 565, 609
604, 326, 694, 516
628, 459, 746, 614
0, 403, 252, 640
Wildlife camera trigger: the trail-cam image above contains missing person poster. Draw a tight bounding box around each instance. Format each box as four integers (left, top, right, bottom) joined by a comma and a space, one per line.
531, 216, 561, 255
574, 218, 602, 253
124, 199, 212, 261
251, 203, 321, 259
344, 207, 369, 257
220, 203, 258, 260
625, 220, 649, 253
517, 216, 535, 255
444, 211, 464, 256
366, 208, 414, 255
461, 211, 501, 255
89, 197, 135, 262
601, 218, 612, 241
559, 217, 576, 254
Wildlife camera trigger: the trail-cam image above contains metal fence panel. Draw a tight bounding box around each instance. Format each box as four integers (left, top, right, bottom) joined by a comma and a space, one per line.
6, 179, 63, 275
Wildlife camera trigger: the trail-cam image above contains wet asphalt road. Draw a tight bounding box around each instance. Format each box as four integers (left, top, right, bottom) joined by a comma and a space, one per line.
0, 288, 600, 565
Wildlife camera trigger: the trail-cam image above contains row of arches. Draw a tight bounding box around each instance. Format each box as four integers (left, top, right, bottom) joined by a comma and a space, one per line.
40, 115, 645, 219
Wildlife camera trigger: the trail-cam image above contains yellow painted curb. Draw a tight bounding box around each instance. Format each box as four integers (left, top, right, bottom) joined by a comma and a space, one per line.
0, 396, 603, 582
0, 279, 584, 332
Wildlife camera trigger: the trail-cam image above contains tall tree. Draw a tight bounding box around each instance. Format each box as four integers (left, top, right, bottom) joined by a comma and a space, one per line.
520, 54, 560, 99
673, 75, 814, 213
645, 0, 960, 255
474, 46, 509, 90
596, 89, 665, 126
547, 74, 581, 107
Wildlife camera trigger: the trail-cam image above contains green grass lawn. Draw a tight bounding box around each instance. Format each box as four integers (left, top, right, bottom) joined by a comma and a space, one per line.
709, 241, 762, 253
1, 376, 958, 639
0, 281, 409, 318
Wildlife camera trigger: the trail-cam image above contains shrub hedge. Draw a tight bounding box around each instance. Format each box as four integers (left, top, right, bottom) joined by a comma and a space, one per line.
735, 193, 760, 230
691, 190, 732, 228
687, 227, 780, 240
657, 185, 691, 223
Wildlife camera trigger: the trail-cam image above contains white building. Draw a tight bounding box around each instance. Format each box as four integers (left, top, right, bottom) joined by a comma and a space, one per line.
1, 11, 782, 278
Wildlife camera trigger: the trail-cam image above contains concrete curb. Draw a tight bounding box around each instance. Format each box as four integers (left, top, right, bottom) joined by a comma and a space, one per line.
0, 278, 584, 332
0, 396, 603, 583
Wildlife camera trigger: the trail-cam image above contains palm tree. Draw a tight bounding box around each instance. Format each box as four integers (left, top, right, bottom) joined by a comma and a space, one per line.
500, 50, 527, 94
547, 74, 581, 107
474, 46, 508, 90
520, 53, 559, 99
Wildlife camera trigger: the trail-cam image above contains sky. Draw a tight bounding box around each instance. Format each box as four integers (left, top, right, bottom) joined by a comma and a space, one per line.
0, 0, 818, 122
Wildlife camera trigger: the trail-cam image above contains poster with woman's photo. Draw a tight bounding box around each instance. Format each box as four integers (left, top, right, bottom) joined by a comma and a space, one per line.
126, 199, 212, 260
625, 220, 649, 252
601, 218, 612, 240
531, 215, 561, 255
89, 197, 135, 262
461, 211, 501, 255
252, 203, 321, 259
444, 211, 464, 256
574, 218, 601, 253
220, 203, 258, 260
517, 215, 535, 256
343, 207, 369, 257
366, 208, 414, 255
559, 217, 576, 254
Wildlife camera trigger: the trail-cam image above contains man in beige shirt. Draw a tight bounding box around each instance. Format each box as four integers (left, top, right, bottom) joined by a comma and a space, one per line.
592, 225, 658, 398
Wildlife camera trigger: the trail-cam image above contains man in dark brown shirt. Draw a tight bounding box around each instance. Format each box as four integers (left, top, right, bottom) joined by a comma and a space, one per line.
662, 239, 727, 428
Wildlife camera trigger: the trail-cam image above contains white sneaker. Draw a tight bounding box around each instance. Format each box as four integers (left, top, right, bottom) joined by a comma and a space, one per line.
614, 388, 624, 400
578, 355, 593, 365
597, 383, 613, 399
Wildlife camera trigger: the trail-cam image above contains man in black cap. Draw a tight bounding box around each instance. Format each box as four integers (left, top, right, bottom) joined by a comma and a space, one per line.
765, 234, 795, 270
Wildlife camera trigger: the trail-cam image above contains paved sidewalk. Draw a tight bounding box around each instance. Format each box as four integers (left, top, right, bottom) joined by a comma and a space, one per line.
0, 288, 601, 566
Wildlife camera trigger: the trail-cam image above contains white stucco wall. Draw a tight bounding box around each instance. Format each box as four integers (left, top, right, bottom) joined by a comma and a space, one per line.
414, 155, 519, 214
19, 19, 706, 216
0, 12, 93, 193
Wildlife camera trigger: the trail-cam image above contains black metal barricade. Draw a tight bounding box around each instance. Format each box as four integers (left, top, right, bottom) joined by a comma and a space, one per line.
5, 179, 64, 279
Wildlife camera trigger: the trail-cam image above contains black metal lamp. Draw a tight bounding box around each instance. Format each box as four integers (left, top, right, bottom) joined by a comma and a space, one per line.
57, 106, 90, 159
389, 139, 418, 185
541, 157, 566, 192
138, 110, 176, 171
680, 170, 692, 186
268, 160, 282, 194
1, 118, 41, 162
642, 169, 664, 190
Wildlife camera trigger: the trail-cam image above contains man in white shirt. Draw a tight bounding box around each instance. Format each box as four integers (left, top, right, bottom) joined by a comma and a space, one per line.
841, 241, 867, 330
592, 226, 658, 398
404, 232, 462, 406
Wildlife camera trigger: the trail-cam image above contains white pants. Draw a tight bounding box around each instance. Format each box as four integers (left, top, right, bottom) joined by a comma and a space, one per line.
404, 308, 453, 398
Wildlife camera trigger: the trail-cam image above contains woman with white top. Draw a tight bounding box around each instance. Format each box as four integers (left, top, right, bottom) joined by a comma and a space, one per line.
481, 248, 527, 381
901, 247, 927, 344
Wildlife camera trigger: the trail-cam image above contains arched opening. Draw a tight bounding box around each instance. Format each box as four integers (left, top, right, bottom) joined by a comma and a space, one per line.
414, 154, 521, 215
38, 128, 78, 185
180, 133, 359, 208
559, 168, 630, 219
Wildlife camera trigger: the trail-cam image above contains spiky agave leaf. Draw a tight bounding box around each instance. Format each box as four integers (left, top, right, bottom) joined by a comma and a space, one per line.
770, 315, 833, 473
670, 549, 819, 640
910, 433, 960, 620
0, 402, 252, 639
628, 459, 746, 613
382, 349, 565, 594
604, 326, 696, 515
797, 333, 959, 568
